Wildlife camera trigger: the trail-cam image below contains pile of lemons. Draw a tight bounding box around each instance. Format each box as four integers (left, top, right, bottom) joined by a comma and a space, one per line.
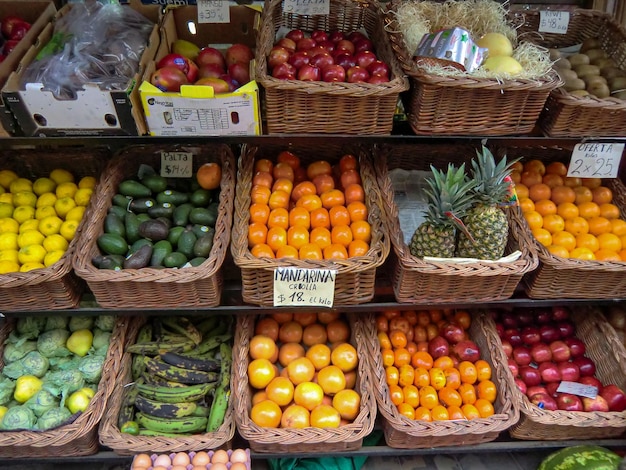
0, 168, 95, 274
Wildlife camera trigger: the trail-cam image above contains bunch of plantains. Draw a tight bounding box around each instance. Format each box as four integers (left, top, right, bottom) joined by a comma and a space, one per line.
118, 315, 233, 437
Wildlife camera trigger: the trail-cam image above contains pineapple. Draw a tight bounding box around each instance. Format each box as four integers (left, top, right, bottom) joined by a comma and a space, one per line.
409, 163, 475, 258
455, 146, 517, 260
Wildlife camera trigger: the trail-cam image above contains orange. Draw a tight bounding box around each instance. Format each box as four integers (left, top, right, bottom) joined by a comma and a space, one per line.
438, 386, 462, 408
458, 361, 478, 384
563, 176, 582, 187
249, 335, 278, 361
197, 162, 222, 190
292, 181, 317, 202
531, 228, 552, 247
320, 189, 345, 209
393, 347, 411, 368
524, 160, 546, 175
317, 365, 347, 395
266, 226, 288, 252
396, 402, 415, 420
294, 381, 324, 411
550, 186, 576, 205
578, 201, 600, 219
269, 190, 290, 210
350, 220, 371, 243
431, 404, 450, 421
619, 249, 626, 261
535, 199, 557, 217
592, 186, 613, 205
595, 249, 621, 261
547, 245, 569, 258
389, 330, 408, 349
347, 201, 368, 222
248, 222, 268, 247
414, 406, 432, 421
266, 376, 295, 406
581, 177, 602, 189
333, 389, 361, 421
348, 240, 369, 257
611, 219, 626, 236
310, 227, 332, 249
512, 161, 524, 173
323, 243, 348, 260
576, 233, 600, 251
528, 183, 551, 202
551, 231, 577, 251
248, 358, 276, 389
272, 177, 293, 196
557, 202, 579, 220
299, 243, 323, 260
411, 351, 434, 370
268, 207, 289, 229
574, 186, 594, 204
251, 399, 282, 428
462, 403, 482, 420
287, 226, 309, 249
458, 383, 477, 405
344, 184, 365, 204
331, 343, 358, 372
276, 245, 299, 259
599, 203, 621, 220
524, 210, 543, 230
310, 207, 331, 229
296, 194, 322, 212
289, 206, 311, 229
475, 360, 492, 382
429, 367, 446, 390
597, 232, 622, 252
546, 161, 568, 176
520, 171, 542, 187
542, 214, 565, 234
249, 203, 270, 224
278, 342, 305, 367
273, 162, 295, 182
588, 216, 612, 236
475, 398, 495, 418
515, 184, 529, 199
476, 379, 497, 403
570, 247, 596, 260
402, 384, 420, 409
251, 244, 275, 258
277, 150, 301, 170
419, 385, 439, 410
331, 225, 353, 247
255, 158, 274, 174
306, 343, 332, 370
564, 216, 589, 236
281, 404, 311, 429
329, 206, 351, 227
519, 197, 535, 213
542, 173, 564, 189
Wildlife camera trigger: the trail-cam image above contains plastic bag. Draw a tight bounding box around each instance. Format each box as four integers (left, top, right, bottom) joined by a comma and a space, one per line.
20, 0, 154, 100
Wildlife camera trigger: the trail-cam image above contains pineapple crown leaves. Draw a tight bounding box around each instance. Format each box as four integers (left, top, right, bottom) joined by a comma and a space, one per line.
468, 146, 520, 205
423, 163, 476, 229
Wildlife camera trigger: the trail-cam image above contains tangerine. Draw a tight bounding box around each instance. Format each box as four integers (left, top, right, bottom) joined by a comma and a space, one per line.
277, 150, 301, 170
294, 381, 324, 411
320, 189, 345, 209
402, 384, 420, 409
299, 243, 323, 260
581, 177, 602, 189
289, 206, 311, 229
476, 379, 497, 403
248, 358, 276, 389
329, 206, 351, 227
317, 365, 347, 395
272, 178, 293, 196
532, 228, 552, 247
292, 181, 317, 202
588, 216, 612, 236
333, 389, 361, 421
557, 202, 579, 220
542, 173, 564, 189
276, 245, 299, 259
303, 323, 328, 346
564, 217, 589, 236
599, 203, 620, 220
344, 184, 365, 204
331, 343, 358, 372
296, 194, 323, 212
542, 214, 565, 234
313, 174, 336, 195
516, 184, 529, 199
574, 186, 594, 204
535, 200, 557, 217
278, 343, 305, 367
249, 335, 278, 361
524, 160, 546, 175
248, 222, 268, 247
520, 171, 542, 187
196, 163, 222, 190
250, 244, 274, 258
551, 186, 576, 204
307, 343, 332, 370
249, 203, 270, 224
419, 385, 439, 410
310, 207, 331, 229
592, 186, 613, 205
266, 226, 288, 252
611, 219, 626, 236
595, 249, 621, 261
546, 162, 568, 176
348, 240, 369, 257
524, 210, 543, 230
519, 197, 535, 213
350, 220, 371, 243
287, 226, 309, 249
529, 183, 551, 202
570, 247, 596, 260
266, 376, 295, 406
280, 404, 310, 429
438, 386, 462, 407
250, 399, 282, 428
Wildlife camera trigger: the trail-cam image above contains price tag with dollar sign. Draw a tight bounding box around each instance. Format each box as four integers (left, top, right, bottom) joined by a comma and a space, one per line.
539, 10, 569, 34
197, 0, 230, 24
273, 267, 336, 307
283, 0, 330, 16
161, 151, 193, 178
567, 143, 624, 179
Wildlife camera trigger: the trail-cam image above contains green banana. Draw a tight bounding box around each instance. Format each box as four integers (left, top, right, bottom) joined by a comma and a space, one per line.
160, 351, 220, 372
142, 373, 188, 388
186, 333, 232, 357
207, 343, 232, 432
134, 394, 197, 418
194, 316, 220, 336
136, 412, 207, 434
126, 339, 196, 355
136, 381, 216, 404
136, 323, 154, 343
117, 383, 139, 429
191, 405, 211, 417
144, 357, 219, 384
161, 317, 202, 345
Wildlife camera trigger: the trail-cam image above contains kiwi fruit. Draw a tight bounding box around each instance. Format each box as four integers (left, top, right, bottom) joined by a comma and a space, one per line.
580, 37, 602, 52
574, 64, 600, 78
549, 49, 562, 61
585, 49, 607, 63
588, 82, 611, 98
570, 89, 591, 97
583, 75, 607, 88
609, 76, 626, 91
569, 53, 590, 67
564, 78, 586, 91
602, 67, 626, 80
558, 69, 578, 81
554, 57, 571, 70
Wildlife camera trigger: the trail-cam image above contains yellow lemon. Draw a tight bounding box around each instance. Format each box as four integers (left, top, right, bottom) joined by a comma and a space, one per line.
44, 250, 65, 267
54, 197, 76, 219
32, 177, 56, 196
43, 234, 68, 252
0, 218, 19, 234
18, 230, 45, 248
36, 192, 57, 208
9, 178, 33, 194
0, 250, 19, 263
0, 202, 14, 219
35, 205, 57, 220
78, 176, 96, 190
60, 220, 79, 242
0, 233, 18, 251
12, 206, 35, 224
0, 193, 12, 204
18, 245, 47, 264
12, 191, 37, 208
65, 206, 86, 222
20, 262, 45, 272
55, 182, 78, 199
39, 216, 63, 236
0, 170, 18, 190
50, 168, 74, 185
74, 188, 93, 207
0, 260, 19, 274
19, 219, 40, 234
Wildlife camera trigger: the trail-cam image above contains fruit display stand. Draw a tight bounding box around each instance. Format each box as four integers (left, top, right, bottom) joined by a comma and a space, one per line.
72, 143, 235, 309
254, 0, 408, 134
374, 142, 539, 304
0, 315, 130, 458
513, 8, 626, 137
231, 142, 389, 306
0, 146, 108, 311
483, 307, 626, 440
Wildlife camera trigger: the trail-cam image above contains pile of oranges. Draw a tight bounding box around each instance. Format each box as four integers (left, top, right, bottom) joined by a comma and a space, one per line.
247, 312, 361, 429
377, 310, 497, 421
247, 151, 371, 260
514, 160, 626, 261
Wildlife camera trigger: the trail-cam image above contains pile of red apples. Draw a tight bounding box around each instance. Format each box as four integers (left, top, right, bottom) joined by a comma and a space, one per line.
0, 15, 32, 62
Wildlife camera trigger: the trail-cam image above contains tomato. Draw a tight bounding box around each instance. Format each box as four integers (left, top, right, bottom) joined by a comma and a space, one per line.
320, 189, 345, 209
413, 326, 427, 344
281, 404, 310, 429
255, 158, 274, 174
251, 184, 271, 205
340, 170, 361, 190
272, 177, 293, 196
310, 207, 331, 229
313, 174, 336, 195
339, 154, 358, 173
273, 162, 295, 181
333, 388, 361, 421
277, 150, 301, 169
291, 181, 317, 202
289, 206, 311, 229
248, 222, 268, 247
307, 160, 333, 180
453, 310, 471, 330
269, 190, 290, 210
253, 171, 273, 188
250, 399, 282, 427
265, 376, 295, 406
389, 316, 410, 334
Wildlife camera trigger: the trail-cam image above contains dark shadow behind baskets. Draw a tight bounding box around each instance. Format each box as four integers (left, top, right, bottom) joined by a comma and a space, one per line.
232, 313, 376, 453
255, 0, 408, 134
498, 144, 626, 299
513, 9, 626, 137
374, 143, 538, 304
231, 143, 389, 306
99, 316, 235, 455
73, 144, 235, 309
383, 1, 561, 135
0, 315, 128, 457
0, 147, 108, 311
482, 308, 626, 440
363, 311, 518, 448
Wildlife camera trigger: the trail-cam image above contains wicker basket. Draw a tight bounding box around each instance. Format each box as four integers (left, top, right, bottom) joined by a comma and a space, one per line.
99, 316, 236, 455
513, 9, 626, 137
255, 0, 409, 134
0, 315, 128, 457
363, 310, 519, 448
73, 144, 235, 309
482, 308, 626, 440
0, 147, 108, 311
232, 313, 376, 453
231, 143, 389, 306
383, 1, 562, 136
499, 145, 626, 299
374, 143, 539, 304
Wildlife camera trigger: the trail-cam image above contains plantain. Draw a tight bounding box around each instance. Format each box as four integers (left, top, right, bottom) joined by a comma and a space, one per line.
191, 405, 211, 417
117, 382, 139, 429
144, 357, 219, 384
142, 373, 188, 387
136, 381, 216, 403
160, 351, 220, 372
186, 333, 232, 357
207, 343, 232, 432
138, 429, 192, 438
134, 394, 197, 418
126, 339, 196, 355
193, 316, 220, 336
136, 412, 208, 434
161, 316, 202, 345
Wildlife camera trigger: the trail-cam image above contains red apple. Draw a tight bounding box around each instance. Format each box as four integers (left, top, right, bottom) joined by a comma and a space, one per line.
539, 361, 562, 383
322, 64, 346, 82
355, 50, 377, 69
530, 343, 552, 363
557, 361, 580, 382
367, 74, 390, 84
520, 365, 542, 387
513, 346, 532, 366
285, 29, 305, 42
600, 384, 626, 412
514, 378, 527, 395
452, 340, 480, 362
8, 21, 30, 41
334, 53, 356, 70
272, 62, 296, 80
310, 52, 334, 70
495, 323, 505, 338
546, 382, 560, 397
151, 66, 189, 92
540, 325, 560, 343
195, 77, 231, 93
225, 43, 253, 67
276, 37, 297, 53
573, 356, 596, 377
317, 40, 335, 53
354, 38, 374, 54
196, 47, 226, 71
1, 15, 26, 38
335, 39, 355, 56
501, 312, 519, 329
536, 309, 552, 324
557, 321, 576, 339
219, 74, 240, 91
583, 395, 609, 412
268, 46, 291, 69
288, 51, 310, 69
228, 62, 250, 85
346, 66, 370, 83
296, 37, 317, 51
297, 64, 321, 81
564, 337, 586, 359
329, 30, 345, 43
508, 358, 519, 377
367, 60, 390, 78
557, 393, 584, 411
198, 63, 225, 79
529, 392, 558, 410
441, 323, 465, 344
311, 30, 328, 43
501, 339, 513, 358
521, 327, 542, 346
517, 310, 535, 326
579, 376, 603, 394
428, 336, 450, 359
347, 31, 367, 43
550, 340, 571, 363
527, 385, 548, 398
551, 306, 570, 321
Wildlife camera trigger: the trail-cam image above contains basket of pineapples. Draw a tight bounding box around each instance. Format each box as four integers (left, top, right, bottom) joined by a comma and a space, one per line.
374, 142, 538, 304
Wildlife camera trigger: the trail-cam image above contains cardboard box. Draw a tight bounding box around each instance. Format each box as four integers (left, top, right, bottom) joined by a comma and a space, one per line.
0, 1, 57, 136
1, 2, 160, 136
139, 5, 262, 137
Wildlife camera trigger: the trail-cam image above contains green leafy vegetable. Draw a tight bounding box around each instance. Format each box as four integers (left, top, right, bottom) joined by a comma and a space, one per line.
68, 316, 94, 332
0, 405, 36, 430
3, 351, 50, 379
16, 318, 46, 339
45, 316, 68, 332
37, 329, 71, 358
95, 315, 115, 332
0, 377, 15, 406
3, 341, 37, 364
91, 328, 111, 351
35, 406, 72, 431
78, 355, 104, 384
24, 389, 59, 417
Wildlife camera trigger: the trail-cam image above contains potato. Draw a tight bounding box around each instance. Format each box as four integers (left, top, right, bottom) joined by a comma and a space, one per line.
554, 57, 571, 70
564, 78, 586, 91
549, 48, 562, 61
588, 82, 611, 98
569, 53, 590, 67
581, 37, 602, 52
570, 89, 591, 97
583, 75, 607, 87
602, 67, 626, 80
585, 48, 607, 63
558, 69, 578, 81
609, 76, 626, 91
574, 64, 600, 78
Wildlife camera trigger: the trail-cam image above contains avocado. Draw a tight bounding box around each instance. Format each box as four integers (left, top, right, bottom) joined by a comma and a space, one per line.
125, 212, 141, 244
141, 174, 168, 193
123, 244, 153, 269
138, 219, 169, 242
97, 233, 128, 256
104, 213, 126, 238
190, 188, 212, 207
193, 233, 214, 258
129, 198, 156, 213
108, 205, 127, 219
150, 240, 173, 267
129, 238, 153, 254
97, 254, 125, 270
119, 180, 153, 198
172, 203, 193, 227
189, 207, 216, 226
156, 190, 189, 206
148, 202, 175, 219
167, 226, 186, 246
163, 252, 188, 268
188, 257, 207, 267
112, 193, 133, 209
177, 230, 197, 259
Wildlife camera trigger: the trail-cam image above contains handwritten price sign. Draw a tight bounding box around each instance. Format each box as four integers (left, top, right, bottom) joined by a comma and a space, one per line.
539, 10, 569, 34
197, 0, 230, 23
283, 0, 330, 16
273, 267, 336, 307
567, 143, 624, 179
160, 152, 193, 178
